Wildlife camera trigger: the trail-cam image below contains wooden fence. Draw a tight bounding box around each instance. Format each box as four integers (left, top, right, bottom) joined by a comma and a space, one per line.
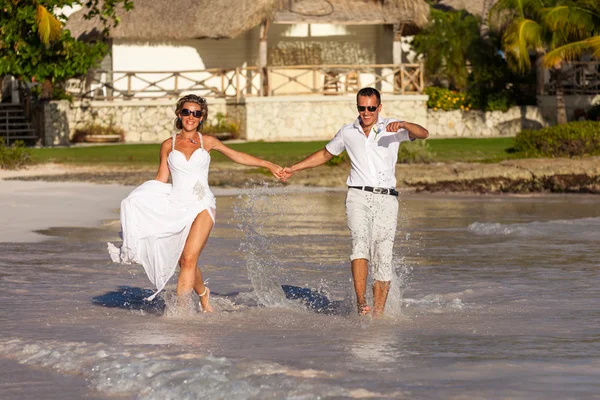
545, 61, 600, 95
65, 64, 424, 101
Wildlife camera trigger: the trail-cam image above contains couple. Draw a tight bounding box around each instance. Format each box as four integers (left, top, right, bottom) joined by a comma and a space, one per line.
108, 88, 428, 316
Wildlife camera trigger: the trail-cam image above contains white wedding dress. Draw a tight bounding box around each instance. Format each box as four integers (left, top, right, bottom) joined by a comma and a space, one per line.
108, 132, 216, 300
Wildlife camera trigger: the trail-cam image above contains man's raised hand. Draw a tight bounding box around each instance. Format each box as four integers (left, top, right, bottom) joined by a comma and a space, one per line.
386, 121, 404, 132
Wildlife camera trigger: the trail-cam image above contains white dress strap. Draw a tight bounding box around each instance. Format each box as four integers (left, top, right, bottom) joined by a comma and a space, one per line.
199, 132, 204, 149
172, 132, 177, 151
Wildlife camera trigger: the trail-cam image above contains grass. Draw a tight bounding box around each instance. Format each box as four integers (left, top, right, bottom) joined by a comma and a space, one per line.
416, 137, 518, 163
29, 137, 520, 167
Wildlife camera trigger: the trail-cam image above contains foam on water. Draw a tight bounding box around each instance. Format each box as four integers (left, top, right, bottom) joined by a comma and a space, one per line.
0, 337, 379, 399
468, 217, 600, 240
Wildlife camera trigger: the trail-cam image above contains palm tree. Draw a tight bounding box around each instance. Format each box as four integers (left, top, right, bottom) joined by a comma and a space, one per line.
490, 0, 600, 124
412, 8, 480, 91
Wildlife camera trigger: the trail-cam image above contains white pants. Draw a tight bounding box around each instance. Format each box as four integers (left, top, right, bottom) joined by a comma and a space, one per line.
345, 188, 398, 282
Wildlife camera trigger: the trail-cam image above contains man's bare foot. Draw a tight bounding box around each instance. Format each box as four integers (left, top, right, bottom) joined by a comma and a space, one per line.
357, 303, 371, 316
199, 287, 213, 313
372, 308, 384, 317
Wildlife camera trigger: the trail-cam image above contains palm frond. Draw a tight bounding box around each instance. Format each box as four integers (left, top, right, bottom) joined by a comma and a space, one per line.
489, 0, 545, 34
36, 5, 63, 45
543, 36, 600, 67
490, 0, 545, 19
587, 35, 600, 59
503, 17, 543, 73
542, 5, 600, 41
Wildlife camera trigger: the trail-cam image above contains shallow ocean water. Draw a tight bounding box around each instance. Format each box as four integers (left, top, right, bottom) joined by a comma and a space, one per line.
1, 189, 599, 399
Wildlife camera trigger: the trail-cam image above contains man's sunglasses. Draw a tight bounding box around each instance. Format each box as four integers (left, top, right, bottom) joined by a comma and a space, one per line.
181, 109, 203, 118
357, 105, 379, 112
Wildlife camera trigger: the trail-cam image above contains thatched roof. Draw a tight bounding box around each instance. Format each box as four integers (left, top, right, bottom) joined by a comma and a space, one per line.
66, 0, 281, 40
274, 0, 429, 30
433, 0, 498, 18
67, 0, 430, 41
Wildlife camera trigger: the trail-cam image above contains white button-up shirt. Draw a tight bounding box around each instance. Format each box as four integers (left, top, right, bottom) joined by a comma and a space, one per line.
325, 116, 412, 188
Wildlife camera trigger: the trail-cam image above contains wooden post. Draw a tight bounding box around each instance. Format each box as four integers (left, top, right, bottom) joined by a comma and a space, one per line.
259, 19, 270, 96
393, 24, 404, 65
235, 67, 240, 103
393, 24, 404, 93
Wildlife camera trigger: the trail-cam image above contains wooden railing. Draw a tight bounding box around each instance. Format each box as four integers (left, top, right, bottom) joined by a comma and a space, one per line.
66, 67, 263, 102
546, 61, 600, 95
65, 64, 424, 101
267, 64, 424, 96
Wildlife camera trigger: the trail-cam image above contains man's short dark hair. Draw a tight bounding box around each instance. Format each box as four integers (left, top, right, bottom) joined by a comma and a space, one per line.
357, 87, 381, 105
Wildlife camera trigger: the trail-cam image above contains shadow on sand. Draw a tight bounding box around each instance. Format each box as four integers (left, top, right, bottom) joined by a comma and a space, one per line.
93, 285, 346, 315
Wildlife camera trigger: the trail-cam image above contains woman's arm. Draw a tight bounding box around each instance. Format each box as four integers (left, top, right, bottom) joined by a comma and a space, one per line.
154, 139, 171, 182
205, 136, 282, 177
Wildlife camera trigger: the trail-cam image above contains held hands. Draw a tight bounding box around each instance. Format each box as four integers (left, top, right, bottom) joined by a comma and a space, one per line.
278, 167, 294, 183
267, 164, 294, 182
386, 121, 405, 132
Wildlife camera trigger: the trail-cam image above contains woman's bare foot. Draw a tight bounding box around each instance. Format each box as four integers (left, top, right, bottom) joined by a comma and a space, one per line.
199, 287, 213, 313
357, 303, 371, 316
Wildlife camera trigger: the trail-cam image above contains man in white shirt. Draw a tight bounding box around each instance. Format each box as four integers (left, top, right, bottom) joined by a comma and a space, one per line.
280, 87, 429, 316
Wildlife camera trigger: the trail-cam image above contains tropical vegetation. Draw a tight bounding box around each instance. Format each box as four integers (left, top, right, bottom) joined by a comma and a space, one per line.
417, 1, 600, 120
0, 0, 133, 98
413, 7, 532, 112
490, 0, 600, 123
514, 120, 600, 157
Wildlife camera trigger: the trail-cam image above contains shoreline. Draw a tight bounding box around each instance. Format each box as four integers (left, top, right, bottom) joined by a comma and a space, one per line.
0, 157, 600, 194
2, 158, 599, 195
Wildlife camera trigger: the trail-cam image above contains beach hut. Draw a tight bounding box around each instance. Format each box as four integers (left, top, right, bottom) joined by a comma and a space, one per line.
65, 0, 430, 99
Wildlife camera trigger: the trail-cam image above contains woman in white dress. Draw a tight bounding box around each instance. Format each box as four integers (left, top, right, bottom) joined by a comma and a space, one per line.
108, 94, 282, 312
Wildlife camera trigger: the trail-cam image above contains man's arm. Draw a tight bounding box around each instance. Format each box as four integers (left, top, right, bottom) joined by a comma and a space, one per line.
280, 148, 334, 182
386, 121, 429, 139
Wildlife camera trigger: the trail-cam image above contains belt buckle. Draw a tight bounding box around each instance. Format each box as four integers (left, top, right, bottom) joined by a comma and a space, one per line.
373, 187, 385, 194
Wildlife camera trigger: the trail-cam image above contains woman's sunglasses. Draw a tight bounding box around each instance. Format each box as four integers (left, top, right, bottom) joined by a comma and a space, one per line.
181, 109, 203, 118
357, 105, 379, 112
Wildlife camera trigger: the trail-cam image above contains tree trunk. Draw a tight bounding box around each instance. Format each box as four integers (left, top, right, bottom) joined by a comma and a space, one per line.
479, 0, 495, 38
554, 68, 567, 125
535, 52, 545, 96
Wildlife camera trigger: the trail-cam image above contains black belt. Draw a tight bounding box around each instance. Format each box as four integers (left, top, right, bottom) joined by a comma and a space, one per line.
349, 186, 398, 197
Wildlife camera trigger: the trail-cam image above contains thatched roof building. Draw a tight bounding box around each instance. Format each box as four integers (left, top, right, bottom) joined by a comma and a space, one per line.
66, 0, 430, 40
432, 0, 498, 18
66, 0, 281, 40
274, 0, 429, 33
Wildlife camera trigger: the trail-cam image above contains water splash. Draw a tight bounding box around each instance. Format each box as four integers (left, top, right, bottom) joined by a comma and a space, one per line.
233, 186, 293, 309
386, 202, 418, 317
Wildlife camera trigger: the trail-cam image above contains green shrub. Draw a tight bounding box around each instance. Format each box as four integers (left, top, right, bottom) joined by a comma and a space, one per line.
397, 140, 435, 164
71, 122, 125, 143
425, 87, 472, 111
0, 140, 32, 169
485, 89, 514, 112
514, 121, 600, 157
203, 112, 240, 140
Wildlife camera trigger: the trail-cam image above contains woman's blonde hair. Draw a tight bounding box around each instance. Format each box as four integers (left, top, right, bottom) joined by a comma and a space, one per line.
174, 94, 208, 132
